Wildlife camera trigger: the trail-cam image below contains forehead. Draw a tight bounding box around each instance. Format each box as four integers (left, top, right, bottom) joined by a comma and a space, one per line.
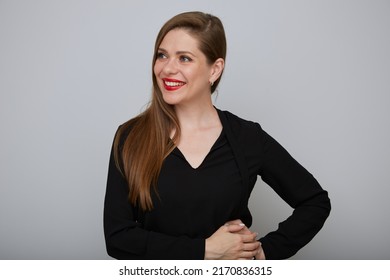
159, 28, 200, 52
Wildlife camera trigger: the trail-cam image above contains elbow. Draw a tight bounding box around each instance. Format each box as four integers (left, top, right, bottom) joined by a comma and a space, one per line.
313, 189, 331, 221
104, 233, 120, 259
105, 245, 124, 260
103, 226, 148, 260
323, 191, 331, 218
104, 235, 130, 260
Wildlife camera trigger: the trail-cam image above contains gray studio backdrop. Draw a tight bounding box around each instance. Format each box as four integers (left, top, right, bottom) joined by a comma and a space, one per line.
1, 0, 389, 259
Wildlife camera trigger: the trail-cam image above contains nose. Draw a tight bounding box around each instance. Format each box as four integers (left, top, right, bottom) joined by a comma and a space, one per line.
162, 58, 178, 75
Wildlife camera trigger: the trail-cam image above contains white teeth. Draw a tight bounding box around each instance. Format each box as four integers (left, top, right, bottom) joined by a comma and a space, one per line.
165, 81, 185, 87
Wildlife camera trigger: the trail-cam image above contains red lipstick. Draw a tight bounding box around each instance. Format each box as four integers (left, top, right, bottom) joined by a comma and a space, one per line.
162, 78, 186, 91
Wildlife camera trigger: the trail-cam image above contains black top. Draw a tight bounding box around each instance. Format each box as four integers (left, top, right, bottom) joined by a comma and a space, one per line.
104, 109, 331, 259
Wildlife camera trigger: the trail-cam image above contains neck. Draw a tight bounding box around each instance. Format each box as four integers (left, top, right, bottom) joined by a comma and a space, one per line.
174, 101, 219, 131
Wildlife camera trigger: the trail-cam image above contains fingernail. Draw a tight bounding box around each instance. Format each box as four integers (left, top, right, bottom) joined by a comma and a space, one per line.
239, 223, 245, 227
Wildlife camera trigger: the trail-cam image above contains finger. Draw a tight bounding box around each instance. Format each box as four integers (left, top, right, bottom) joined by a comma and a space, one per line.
241, 232, 258, 243
224, 223, 245, 233
224, 221, 255, 236
236, 226, 253, 235
243, 241, 260, 252
224, 223, 253, 235
238, 250, 258, 260
224, 219, 243, 226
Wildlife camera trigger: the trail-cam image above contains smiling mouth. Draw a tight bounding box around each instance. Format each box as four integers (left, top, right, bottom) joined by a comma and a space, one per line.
162, 78, 186, 91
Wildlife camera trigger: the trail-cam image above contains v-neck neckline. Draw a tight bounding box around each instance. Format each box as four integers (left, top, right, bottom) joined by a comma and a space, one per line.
173, 129, 226, 170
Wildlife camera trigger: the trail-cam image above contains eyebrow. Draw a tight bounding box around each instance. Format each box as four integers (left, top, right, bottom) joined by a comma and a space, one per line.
157, 48, 197, 57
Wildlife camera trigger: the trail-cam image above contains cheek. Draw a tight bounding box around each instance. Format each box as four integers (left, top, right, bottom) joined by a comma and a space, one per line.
187, 68, 207, 86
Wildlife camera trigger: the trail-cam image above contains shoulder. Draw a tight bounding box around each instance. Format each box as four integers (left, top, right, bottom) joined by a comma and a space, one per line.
217, 108, 270, 152
217, 108, 263, 136
217, 109, 270, 170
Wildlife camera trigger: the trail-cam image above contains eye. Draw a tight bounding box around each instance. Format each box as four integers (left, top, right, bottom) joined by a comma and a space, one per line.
156, 52, 167, 60
180, 55, 192, 62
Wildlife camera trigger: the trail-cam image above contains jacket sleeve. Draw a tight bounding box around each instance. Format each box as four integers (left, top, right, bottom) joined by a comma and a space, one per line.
103, 135, 205, 260
255, 124, 331, 259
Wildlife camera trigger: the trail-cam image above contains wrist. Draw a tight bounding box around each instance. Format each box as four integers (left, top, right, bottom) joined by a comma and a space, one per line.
204, 238, 217, 260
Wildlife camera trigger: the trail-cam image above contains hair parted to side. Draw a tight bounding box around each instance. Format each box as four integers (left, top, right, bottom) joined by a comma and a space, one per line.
113, 11, 227, 211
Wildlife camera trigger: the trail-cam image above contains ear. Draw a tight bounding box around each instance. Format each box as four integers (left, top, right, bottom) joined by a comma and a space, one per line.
209, 58, 225, 84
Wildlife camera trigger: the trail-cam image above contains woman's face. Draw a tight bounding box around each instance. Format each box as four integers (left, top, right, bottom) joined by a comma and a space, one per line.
154, 28, 218, 107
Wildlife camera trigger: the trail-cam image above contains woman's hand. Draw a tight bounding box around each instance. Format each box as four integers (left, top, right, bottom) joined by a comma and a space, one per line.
254, 245, 266, 260
204, 220, 261, 260
226, 220, 266, 260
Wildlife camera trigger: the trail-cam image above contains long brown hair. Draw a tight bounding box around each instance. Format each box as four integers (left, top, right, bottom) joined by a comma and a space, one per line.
114, 11, 227, 211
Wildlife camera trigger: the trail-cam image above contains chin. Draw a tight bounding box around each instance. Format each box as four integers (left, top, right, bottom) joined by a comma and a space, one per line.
162, 95, 181, 106
161, 91, 185, 106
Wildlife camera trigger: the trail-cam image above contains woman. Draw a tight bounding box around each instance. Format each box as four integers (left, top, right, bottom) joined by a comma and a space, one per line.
104, 11, 331, 260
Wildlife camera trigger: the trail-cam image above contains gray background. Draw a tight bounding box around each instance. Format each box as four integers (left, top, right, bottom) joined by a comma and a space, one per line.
1, 0, 389, 259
